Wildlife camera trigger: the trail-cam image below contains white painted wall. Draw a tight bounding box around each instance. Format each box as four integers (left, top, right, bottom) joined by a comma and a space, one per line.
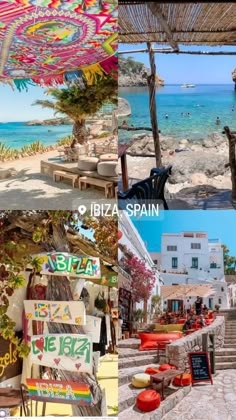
119, 212, 162, 310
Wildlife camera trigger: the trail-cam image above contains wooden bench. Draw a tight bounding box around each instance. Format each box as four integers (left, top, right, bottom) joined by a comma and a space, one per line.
53, 170, 79, 188
118, 166, 172, 210
79, 176, 114, 198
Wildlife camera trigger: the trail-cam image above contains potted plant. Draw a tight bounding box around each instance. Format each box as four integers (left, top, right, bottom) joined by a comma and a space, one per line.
214, 304, 221, 312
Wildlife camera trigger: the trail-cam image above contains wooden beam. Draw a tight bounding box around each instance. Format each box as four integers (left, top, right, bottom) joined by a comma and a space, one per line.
147, 2, 179, 51
118, 49, 236, 56
118, 48, 172, 54
152, 50, 236, 55
147, 42, 162, 167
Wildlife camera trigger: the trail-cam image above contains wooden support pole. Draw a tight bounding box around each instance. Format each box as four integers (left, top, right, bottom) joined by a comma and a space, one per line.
224, 126, 236, 200
118, 49, 236, 56
147, 42, 162, 167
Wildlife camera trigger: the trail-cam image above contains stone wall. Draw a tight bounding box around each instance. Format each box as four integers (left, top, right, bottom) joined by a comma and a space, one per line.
165, 316, 225, 370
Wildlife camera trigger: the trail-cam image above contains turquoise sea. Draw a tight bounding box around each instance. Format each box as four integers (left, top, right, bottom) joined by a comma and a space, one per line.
0, 122, 72, 149
119, 84, 236, 141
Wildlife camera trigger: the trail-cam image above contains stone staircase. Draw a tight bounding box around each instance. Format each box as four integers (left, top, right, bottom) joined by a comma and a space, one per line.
215, 313, 236, 370
118, 338, 191, 419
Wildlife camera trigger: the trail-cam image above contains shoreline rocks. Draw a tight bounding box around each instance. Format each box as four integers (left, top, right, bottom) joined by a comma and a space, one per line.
119, 57, 164, 87
125, 131, 231, 193
25, 117, 72, 126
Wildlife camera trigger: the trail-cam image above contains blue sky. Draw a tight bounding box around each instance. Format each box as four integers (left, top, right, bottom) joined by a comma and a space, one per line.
0, 84, 58, 122
119, 44, 236, 84
132, 210, 236, 256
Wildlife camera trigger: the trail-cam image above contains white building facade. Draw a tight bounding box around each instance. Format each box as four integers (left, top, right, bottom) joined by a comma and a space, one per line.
157, 232, 229, 310
118, 212, 162, 310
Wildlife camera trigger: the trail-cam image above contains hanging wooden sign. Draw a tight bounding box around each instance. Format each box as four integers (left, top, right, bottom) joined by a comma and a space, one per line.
31, 334, 92, 374
99, 274, 118, 287
0, 337, 22, 382
83, 316, 101, 343
26, 378, 92, 406
24, 300, 86, 325
36, 253, 101, 279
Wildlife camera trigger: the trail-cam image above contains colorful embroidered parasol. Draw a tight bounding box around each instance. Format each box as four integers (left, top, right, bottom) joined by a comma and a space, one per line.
0, 0, 118, 90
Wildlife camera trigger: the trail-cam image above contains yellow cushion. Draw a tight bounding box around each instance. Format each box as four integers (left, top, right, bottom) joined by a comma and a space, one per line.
153, 324, 167, 333
166, 324, 183, 332
131, 373, 151, 388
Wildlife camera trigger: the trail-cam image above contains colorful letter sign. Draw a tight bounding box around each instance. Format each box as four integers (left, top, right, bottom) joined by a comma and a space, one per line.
31, 334, 92, 374
99, 274, 118, 287
36, 253, 101, 279
24, 300, 86, 325
83, 316, 101, 343
26, 379, 92, 405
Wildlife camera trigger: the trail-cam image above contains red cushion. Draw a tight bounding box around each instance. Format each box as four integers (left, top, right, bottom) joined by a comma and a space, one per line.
137, 390, 161, 412
159, 364, 177, 372
145, 367, 160, 375
174, 373, 192, 386
178, 319, 186, 324
139, 333, 182, 351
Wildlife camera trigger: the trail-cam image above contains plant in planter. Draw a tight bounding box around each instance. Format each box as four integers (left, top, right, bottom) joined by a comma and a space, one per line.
214, 304, 221, 312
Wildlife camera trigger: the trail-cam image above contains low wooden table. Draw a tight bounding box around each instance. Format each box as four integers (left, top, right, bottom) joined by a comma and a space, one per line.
150, 369, 184, 400
79, 176, 113, 198
53, 170, 79, 188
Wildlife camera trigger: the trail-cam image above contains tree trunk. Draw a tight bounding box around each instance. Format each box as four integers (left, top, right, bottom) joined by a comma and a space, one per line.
44, 223, 103, 416
72, 120, 87, 144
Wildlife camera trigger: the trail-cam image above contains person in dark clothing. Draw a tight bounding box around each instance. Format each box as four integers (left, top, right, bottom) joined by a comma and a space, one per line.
195, 296, 202, 315
183, 315, 193, 332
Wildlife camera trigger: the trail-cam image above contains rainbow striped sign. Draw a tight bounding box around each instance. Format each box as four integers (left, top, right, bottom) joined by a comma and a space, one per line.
26, 379, 92, 405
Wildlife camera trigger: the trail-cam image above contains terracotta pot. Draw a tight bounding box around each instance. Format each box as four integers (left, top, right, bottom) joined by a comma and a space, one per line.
124, 331, 130, 339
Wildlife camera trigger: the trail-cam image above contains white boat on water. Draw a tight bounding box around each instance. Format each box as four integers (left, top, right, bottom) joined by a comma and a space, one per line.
181, 83, 196, 88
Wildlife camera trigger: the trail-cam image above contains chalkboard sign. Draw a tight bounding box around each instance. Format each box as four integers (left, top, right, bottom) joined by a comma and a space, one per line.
188, 352, 213, 385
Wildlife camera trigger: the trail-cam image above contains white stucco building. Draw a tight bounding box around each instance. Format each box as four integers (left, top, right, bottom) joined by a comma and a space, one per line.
151, 232, 229, 310
118, 212, 163, 311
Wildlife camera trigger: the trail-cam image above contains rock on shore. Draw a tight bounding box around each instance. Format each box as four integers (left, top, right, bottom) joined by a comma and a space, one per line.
25, 117, 72, 126
119, 57, 164, 87
125, 131, 231, 193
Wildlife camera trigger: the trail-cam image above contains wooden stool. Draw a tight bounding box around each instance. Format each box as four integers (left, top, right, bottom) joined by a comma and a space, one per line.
79, 176, 113, 198
53, 170, 78, 188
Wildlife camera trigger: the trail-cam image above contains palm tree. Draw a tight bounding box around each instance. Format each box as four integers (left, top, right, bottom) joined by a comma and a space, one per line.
33, 76, 117, 143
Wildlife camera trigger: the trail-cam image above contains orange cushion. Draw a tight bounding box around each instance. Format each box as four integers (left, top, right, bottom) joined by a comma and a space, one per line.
174, 373, 192, 386
136, 389, 161, 412
145, 367, 160, 375
159, 364, 177, 372
139, 333, 182, 351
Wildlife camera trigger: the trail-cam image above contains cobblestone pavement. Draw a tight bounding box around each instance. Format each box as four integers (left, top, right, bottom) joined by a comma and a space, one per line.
163, 370, 236, 420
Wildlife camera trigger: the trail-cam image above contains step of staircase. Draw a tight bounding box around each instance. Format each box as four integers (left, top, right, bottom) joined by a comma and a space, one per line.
119, 348, 157, 359
118, 385, 191, 419
119, 383, 143, 413
215, 354, 236, 362
215, 348, 236, 356
223, 343, 236, 347
119, 354, 158, 369
215, 361, 236, 369
119, 363, 159, 386
118, 339, 140, 350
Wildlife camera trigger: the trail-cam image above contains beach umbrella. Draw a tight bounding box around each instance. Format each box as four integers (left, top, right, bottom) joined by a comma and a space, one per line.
0, 0, 118, 91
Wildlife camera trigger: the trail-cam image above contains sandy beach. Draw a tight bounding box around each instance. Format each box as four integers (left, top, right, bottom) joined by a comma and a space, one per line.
0, 150, 108, 210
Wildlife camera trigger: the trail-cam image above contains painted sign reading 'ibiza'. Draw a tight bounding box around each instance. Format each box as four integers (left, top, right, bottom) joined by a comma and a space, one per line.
26, 378, 92, 405
38, 253, 101, 279
31, 334, 92, 373
24, 300, 86, 325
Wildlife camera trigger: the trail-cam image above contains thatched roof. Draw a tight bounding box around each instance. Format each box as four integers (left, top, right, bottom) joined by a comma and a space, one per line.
119, 2, 236, 47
